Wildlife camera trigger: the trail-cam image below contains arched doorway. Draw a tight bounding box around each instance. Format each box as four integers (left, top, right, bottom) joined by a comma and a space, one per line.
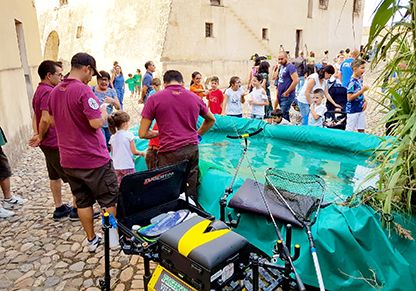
44, 31, 59, 61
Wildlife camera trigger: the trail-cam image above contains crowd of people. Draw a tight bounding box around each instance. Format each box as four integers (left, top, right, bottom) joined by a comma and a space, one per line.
156, 48, 369, 132
0, 52, 215, 253
0, 47, 369, 252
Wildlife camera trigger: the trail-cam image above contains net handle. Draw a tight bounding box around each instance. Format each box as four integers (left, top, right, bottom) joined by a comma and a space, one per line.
226, 128, 263, 139
264, 175, 302, 223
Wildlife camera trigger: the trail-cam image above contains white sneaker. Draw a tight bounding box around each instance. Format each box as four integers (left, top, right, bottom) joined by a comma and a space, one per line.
0, 207, 15, 218
3, 195, 25, 209
88, 235, 102, 253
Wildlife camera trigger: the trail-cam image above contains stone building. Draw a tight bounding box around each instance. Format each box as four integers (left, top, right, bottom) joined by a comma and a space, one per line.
0, 0, 42, 165
36, 0, 365, 84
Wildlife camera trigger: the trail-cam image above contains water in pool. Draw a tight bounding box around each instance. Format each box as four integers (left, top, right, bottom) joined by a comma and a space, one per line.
199, 132, 375, 203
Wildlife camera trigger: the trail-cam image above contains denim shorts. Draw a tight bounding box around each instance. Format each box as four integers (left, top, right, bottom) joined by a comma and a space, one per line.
298, 102, 310, 125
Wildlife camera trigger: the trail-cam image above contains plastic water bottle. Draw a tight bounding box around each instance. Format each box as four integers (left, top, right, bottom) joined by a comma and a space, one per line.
107, 213, 120, 249
109, 228, 120, 249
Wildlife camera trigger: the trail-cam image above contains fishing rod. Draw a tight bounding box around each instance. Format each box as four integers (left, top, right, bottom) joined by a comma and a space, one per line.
244, 152, 306, 291
265, 174, 326, 291
219, 128, 263, 226
225, 120, 306, 291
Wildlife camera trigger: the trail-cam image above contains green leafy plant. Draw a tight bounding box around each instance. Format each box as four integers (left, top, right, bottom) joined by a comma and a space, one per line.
366, 0, 416, 217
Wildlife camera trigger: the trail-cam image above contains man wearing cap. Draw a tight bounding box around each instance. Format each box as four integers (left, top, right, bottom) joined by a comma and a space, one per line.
49, 52, 119, 252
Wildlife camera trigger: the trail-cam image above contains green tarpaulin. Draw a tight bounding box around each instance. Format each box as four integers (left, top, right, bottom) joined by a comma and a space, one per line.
132, 116, 416, 290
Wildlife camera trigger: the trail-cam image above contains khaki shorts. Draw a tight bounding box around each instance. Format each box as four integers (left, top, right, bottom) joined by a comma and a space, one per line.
40, 146, 68, 182
0, 146, 12, 181
64, 161, 119, 209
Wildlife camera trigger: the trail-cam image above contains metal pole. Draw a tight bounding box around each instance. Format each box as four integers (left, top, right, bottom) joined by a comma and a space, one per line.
103, 212, 111, 291
252, 254, 259, 291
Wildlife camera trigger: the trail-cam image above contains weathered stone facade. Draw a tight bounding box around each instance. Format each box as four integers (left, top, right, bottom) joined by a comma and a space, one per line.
0, 0, 42, 166
36, 0, 364, 84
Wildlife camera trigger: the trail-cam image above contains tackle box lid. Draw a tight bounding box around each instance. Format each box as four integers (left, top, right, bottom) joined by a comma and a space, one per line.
117, 160, 189, 220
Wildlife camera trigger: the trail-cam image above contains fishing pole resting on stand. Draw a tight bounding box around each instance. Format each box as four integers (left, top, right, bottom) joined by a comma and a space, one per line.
220, 122, 306, 290
241, 150, 306, 291
219, 128, 263, 227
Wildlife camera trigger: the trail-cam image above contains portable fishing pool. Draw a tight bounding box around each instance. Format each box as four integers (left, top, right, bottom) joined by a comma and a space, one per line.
132, 116, 416, 290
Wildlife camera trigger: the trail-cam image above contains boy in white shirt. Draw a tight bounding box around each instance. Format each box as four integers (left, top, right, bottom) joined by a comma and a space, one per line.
309, 89, 327, 127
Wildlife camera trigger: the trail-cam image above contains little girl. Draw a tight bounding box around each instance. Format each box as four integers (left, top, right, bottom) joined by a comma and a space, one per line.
108, 112, 145, 185
190, 71, 208, 99
248, 74, 269, 119
222, 76, 249, 117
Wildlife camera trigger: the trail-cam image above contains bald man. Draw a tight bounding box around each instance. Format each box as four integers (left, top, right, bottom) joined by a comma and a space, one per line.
273, 52, 299, 122
339, 49, 360, 88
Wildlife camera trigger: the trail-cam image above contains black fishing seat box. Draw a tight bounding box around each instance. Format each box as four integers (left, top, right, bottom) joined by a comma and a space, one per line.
116, 160, 213, 254
158, 215, 250, 290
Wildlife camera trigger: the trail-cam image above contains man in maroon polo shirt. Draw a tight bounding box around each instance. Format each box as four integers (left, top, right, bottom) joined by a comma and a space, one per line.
49, 53, 118, 252
29, 60, 79, 220
139, 70, 216, 204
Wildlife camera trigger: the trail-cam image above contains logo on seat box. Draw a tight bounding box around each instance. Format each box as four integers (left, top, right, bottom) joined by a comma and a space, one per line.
144, 171, 175, 185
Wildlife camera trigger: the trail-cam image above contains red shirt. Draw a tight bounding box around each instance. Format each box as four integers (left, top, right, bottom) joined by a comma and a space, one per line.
49, 78, 110, 169
207, 89, 224, 114
142, 84, 208, 152
148, 123, 160, 148
32, 83, 58, 148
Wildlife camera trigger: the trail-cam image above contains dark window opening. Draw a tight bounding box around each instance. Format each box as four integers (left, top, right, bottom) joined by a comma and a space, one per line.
205, 23, 213, 38
319, 0, 329, 10
353, 0, 362, 15
295, 29, 303, 57
210, 0, 221, 6
76, 26, 83, 39
262, 28, 269, 40
15, 19, 34, 108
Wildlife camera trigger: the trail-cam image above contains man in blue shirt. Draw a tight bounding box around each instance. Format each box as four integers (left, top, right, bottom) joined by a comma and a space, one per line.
140, 61, 156, 103
273, 51, 299, 121
340, 49, 360, 88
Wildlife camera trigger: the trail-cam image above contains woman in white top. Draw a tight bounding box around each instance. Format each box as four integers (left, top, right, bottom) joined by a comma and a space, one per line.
297, 65, 341, 125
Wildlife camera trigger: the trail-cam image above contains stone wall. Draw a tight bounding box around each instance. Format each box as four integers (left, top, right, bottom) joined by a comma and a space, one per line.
36, 0, 364, 85
162, 0, 364, 84
36, 0, 172, 78
0, 1, 42, 167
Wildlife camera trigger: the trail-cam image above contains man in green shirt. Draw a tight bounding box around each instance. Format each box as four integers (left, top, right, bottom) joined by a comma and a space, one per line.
0, 127, 25, 218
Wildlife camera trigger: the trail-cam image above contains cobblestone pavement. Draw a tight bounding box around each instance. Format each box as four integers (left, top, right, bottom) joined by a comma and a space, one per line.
0, 146, 150, 291
0, 96, 148, 291
0, 71, 385, 291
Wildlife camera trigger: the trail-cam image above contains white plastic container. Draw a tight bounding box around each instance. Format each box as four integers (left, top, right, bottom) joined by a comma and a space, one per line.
109, 228, 120, 249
